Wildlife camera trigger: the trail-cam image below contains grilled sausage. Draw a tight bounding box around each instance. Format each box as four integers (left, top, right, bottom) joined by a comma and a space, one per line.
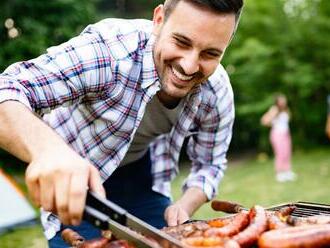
204, 211, 250, 237
162, 221, 210, 239
79, 237, 110, 248
258, 224, 330, 248
104, 240, 136, 248
61, 228, 85, 247
207, 216, 234, 228
266, 205, 296, 230
287, 215, 330, 226
232, 205, 268, 247
211, 200, 246, 214
181, 236, 240, 248
267, 212, 290, 230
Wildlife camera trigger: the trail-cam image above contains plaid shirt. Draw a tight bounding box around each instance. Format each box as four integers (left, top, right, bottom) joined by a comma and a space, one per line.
0, 18, 234, 238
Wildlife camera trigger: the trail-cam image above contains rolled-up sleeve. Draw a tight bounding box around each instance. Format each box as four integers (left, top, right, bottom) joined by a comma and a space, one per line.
183, 78, 235, 200
0, 27, 112, 115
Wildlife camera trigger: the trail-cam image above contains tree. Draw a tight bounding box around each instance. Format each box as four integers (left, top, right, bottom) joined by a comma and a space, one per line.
0, 0, 98, 72
223, 0, 330, 151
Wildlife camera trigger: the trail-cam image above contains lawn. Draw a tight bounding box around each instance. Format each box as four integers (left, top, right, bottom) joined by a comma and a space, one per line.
0, 147, 329, 247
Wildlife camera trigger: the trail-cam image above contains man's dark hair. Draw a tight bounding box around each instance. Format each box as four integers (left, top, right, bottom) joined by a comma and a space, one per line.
164, 0, 243, 23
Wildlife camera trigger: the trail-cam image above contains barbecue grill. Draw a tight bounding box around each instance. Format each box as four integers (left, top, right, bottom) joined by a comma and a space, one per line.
80, 196, 330, 248
267, 201, 330, 217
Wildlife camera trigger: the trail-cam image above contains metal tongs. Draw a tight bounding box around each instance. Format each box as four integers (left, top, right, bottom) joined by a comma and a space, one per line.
83, 191, 184, 248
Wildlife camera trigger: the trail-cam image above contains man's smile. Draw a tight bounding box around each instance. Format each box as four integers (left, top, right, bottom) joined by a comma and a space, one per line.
171, 66, 194, 81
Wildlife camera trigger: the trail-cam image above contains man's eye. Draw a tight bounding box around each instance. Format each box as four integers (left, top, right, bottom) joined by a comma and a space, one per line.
207, 52, 219, 57
175, 38, 189, 47
204, 52, 220, 59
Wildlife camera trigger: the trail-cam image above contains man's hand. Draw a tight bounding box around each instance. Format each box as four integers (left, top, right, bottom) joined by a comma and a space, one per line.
25, 147, 105, 226
0, 101, 105, 226
164, 187, 207, 226
164, 202, 190, 226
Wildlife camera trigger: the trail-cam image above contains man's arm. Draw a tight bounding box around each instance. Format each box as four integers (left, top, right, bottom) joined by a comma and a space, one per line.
164, 187, 207, 226
0, 101, 105, 225
164, 68, 235, 226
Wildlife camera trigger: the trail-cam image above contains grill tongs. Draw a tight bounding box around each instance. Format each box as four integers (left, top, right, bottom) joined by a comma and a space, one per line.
83, 191, 184, 248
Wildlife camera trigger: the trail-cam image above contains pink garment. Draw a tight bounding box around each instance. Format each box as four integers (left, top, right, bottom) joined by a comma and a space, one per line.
270, 129, 292, 173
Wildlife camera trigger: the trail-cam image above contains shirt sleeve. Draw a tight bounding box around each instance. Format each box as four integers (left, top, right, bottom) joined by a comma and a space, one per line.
183, 72, 235, 200
0, 26, 113, 115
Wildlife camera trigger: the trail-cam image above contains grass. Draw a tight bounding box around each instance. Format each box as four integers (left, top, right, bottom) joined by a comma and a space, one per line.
0, 147, 329, 247
174, 147, 330, 219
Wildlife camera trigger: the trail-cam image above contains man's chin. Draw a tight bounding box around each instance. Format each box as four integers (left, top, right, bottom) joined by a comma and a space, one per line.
166, 90, 189, 100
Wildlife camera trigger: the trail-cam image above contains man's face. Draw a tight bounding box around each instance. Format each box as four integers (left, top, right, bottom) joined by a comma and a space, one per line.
152, 1, 236, 103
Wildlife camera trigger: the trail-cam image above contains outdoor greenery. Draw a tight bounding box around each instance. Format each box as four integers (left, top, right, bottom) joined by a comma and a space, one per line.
0, 0, 329, 246
1, 0, 329, 152
226, 0, 330, 150
1, 148, 329, 247
0, 0, 97, 72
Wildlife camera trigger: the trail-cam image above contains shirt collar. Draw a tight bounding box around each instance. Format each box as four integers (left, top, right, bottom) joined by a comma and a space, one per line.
141, 34, 160, 89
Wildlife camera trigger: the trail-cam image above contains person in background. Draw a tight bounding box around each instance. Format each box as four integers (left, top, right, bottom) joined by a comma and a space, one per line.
261, 93, 296, 182
326, 95, 330, 140
0, 0, 243, 246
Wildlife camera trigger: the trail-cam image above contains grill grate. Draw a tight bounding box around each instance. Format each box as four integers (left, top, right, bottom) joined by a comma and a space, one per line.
267, 201, 330, 217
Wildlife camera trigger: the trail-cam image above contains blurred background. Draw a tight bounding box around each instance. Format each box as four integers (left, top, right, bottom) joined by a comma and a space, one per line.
0, 0, 329, 247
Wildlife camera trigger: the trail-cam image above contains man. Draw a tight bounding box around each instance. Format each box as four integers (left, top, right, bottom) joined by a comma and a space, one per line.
0, 0, 243, 246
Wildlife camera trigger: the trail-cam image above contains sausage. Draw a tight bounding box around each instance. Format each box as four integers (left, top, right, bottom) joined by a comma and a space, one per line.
79, 237, 110, 248
211, 200, 246, 214
258, 224, 330, 248
267, 212, 290, 230
276, 205, 296, 217
104, 240, 136, 248
61, 228, 85, 247
162, 221, 210, 239
181, 236, 240, 248
287, 215, 330, 226
232, 205, 268, 247
266, 205, 296, 230
207, 216, 234, 228
204, 211, 250, 237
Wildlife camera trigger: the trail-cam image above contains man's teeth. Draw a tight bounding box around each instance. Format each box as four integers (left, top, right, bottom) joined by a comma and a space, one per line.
172, 67, 193, 81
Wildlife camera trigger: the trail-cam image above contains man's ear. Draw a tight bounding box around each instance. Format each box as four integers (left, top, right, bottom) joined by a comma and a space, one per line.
152, 4, 165, 35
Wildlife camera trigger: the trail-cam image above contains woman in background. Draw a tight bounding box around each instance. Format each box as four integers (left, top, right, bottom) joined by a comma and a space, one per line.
261, 94, 296, 182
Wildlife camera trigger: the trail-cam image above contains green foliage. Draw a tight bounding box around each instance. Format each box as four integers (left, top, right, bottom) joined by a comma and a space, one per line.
0, 0, 329, 152
224, 0, 330, 150
0, 0, 98, 72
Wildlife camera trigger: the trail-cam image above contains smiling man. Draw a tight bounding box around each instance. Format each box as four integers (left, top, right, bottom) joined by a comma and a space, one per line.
0, 0, 243, 247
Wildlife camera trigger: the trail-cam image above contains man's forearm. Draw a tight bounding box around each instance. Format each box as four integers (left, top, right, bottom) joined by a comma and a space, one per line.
0, 100, 105, 225
0, 101, 67, 162
176, 187, 208, 216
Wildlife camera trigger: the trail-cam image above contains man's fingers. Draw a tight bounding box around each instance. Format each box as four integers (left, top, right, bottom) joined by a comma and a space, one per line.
39, 172, 55, 212
25, 163, 41, 206
68, 167, 89, 225
165, 206, 179, 226
178, 211, 189, 224
54, 174, 70, 225
89, 165, 105, 198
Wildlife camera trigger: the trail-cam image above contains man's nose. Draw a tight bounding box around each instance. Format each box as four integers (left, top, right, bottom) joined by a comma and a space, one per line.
181, 51, 200, 75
